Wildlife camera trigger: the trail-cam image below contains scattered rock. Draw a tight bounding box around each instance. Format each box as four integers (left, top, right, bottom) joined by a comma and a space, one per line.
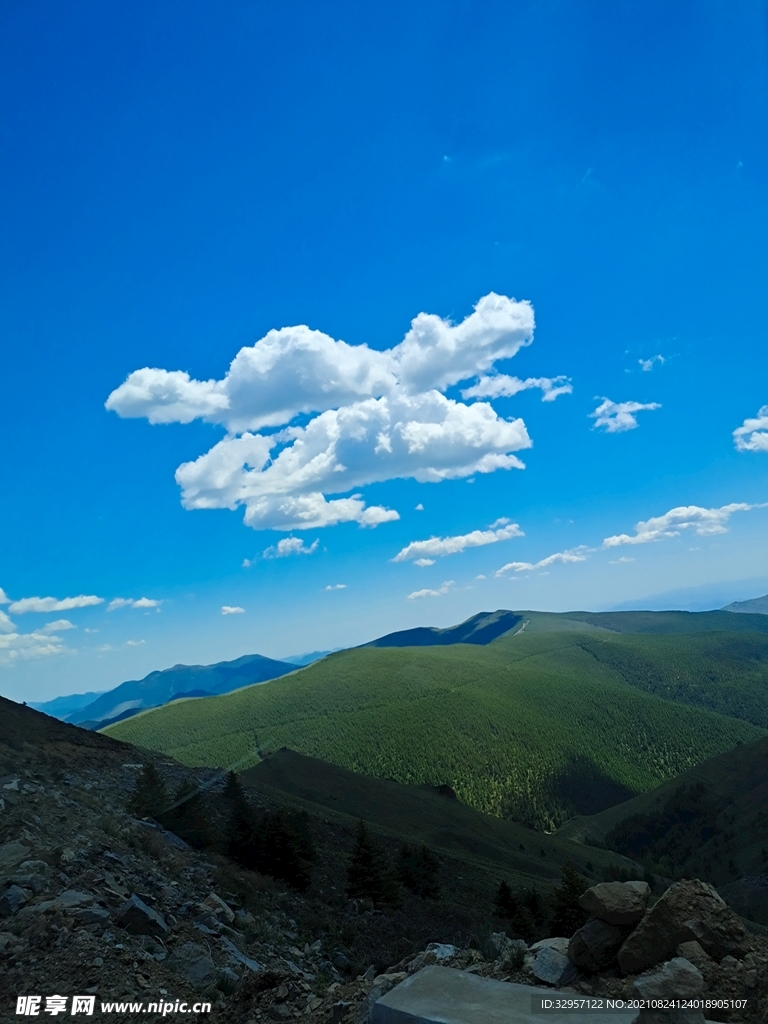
580, 881, 651, 926
202, 892, 235, 923
168, 941, 218, 990
0, 884, 29, 916
0, 841, 31, 871
618, 878, 749, 975
569, 917, 625, 972
116, 894, 168, 937
631, 957, 704, 1024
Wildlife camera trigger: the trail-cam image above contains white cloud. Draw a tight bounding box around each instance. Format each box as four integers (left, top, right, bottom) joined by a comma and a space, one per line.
609, 556, 635, 564
107, 294, 554, 532
8, 594, 104, 614
325, 584, 347, 591
393, 518, 523, 563
603, 502, 763, 547
590, 398, 661, 433
108, 597, 160, 611
495, 546, 591, 576
221, 605, 245, 615
414, 558, 435, 567
263, 537, 319, 559
415, 503, 424, 511
41, 619, 76, 633
461, 374, 572, 402
733, 406, 768, 453
408, 580, 454, 600
639, 355, 665, 372
125, 639, 145, 647
0, 588, 9, 604
0, 620, 73, 666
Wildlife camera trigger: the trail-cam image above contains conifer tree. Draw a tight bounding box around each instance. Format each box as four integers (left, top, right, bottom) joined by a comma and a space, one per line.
550, 862, 589, 936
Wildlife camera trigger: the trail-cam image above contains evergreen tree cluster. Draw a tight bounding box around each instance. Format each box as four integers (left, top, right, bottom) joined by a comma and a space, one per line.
494, 863, 589, 940
128, 763, 212, 849
345, 821, 441, 908
223, 772, 315, 891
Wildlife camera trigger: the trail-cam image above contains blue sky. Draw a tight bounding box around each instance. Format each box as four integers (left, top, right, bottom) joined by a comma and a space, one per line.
2, 0, 768, 701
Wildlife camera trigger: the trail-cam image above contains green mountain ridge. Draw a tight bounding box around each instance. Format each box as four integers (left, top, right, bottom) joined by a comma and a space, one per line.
105, 609, 768, 831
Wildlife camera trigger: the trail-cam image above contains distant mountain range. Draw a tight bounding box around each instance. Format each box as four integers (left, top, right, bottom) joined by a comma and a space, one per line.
723, 593, 768, 615
29, 690, 107, 720
363, 609, 522, 648
59, 653, 296, 729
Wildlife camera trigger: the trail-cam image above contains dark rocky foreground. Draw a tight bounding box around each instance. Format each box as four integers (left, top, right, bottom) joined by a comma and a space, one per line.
1, 696, 767, 1023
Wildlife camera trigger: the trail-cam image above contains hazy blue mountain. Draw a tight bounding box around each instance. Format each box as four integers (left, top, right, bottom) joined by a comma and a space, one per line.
67, 653, 295, 728
29, 691, 106, 720
363, 609, 522, 648
723, 594, 768, 615
281, 650, 338, 666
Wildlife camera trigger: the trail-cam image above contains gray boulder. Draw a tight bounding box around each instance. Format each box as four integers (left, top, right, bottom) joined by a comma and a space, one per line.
618, 879, 748, 975
0, 884, 29, 917
115, 894, 168, 937
168, 941, 218, 990
531, 945, 579, 986
0, 842, 31, 872
631, 957, 705, 1024
568, 917, 625, 971
580, 881, 650, 925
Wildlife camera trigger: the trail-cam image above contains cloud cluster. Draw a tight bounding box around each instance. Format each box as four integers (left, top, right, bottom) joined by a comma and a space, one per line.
108, 597, 160, 611
495, 546, 591, 576
8, 594, 103, 615
0, 609, 73, 666
221, 605, 245, 615
263, 537, 319, 559
106, 294, 563, 531
603, 503, 762, 547
590, 398, 661, 433
408, 580, 454, 600
461, 374, 572, 402
733, 406, 768, 453
393, 519, 523, 565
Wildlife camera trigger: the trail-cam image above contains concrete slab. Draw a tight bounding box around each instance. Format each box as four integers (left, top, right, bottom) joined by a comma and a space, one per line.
371, 966, 719, 1024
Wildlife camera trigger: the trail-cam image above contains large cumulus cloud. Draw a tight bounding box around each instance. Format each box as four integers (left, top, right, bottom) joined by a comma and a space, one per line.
107, 293, 559, 531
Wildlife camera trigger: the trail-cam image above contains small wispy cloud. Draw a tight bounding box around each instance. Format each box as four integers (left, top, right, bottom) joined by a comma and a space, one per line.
495, 546, 591, 576
108, 597, 160, 611
408, 580, 454, 600
41, 619, 76, 633
590, 398, 661, 433
221, 605, 245, 615
609, 556, 635, 564
603, 502, 764, 548
733, 406, 768, 453
263, 537, 319, 559
393, 519, 523, 563
125, 639, 145, 647
8, 594, 104, 615
415, 503, 424, 511
414, 558, 435, 567
462, 374, 572, 403
639, 355, 665, 372
325, 584, 347, 591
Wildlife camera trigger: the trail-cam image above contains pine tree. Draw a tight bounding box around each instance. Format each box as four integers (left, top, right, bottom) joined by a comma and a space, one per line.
550, 863, 589, 937
128, 763, 167, 819
397, 843, 440, 899
346, 820, 399, 907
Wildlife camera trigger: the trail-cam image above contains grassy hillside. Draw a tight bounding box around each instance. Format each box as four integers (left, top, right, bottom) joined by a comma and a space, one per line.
106, 620, 765, 830
557, 733, 768, 906
241, 747, 643, 891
